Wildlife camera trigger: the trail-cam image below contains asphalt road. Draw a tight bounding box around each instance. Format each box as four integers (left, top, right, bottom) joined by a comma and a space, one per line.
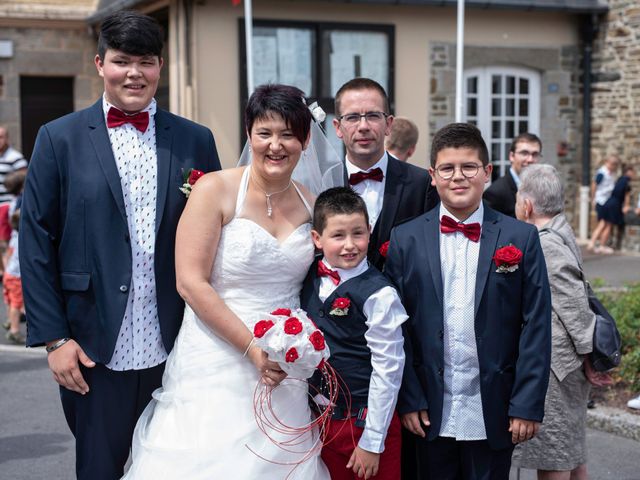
1, 347, 639, 480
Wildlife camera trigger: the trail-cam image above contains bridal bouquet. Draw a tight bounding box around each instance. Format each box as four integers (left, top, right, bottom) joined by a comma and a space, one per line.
253, 308, 330, 380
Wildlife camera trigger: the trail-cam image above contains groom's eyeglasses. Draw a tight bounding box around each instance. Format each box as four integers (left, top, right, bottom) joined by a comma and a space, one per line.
434, 163, 485, 180
338, 111, 388, 126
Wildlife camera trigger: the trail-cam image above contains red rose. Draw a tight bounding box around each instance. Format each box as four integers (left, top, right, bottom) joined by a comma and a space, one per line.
331, 297, 350, 310
253, 320, 274, 338
270, 308, 292, 316
379, 240, 390, 258
309, 330, 326, 351
493, 245, 523, 267
284, 317, 303, 335
285, 347, 299, 363
188, 169, 205, 185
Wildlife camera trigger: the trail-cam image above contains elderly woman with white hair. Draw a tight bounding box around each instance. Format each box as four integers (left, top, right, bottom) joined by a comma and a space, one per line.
511, 164, 611, 480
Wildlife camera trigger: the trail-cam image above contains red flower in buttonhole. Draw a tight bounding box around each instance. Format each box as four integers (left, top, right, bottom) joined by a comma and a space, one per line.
492, 244, 523, 273
253, 320, 274, 338
309, 330, 326, 351
271, 308, 292, 316
284, 317, 303, 335
332, 297, 350, 309
285, 347, 299, 363
188, 169, 205, 185
379, 240, 390, 258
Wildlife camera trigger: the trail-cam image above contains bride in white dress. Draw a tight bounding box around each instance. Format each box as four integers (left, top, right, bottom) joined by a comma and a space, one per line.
123, 85, 334, 479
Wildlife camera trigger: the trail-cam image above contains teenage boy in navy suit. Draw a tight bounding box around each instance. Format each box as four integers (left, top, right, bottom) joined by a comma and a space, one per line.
385, 123, 551, 479
301, 187, 407, 480
20, 11, 220, 479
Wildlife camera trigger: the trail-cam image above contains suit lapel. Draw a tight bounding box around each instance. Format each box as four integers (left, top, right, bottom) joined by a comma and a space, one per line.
474, 205, 501, 316
154, 110, 173, 234
373, 155, 404, 245
424, 210, 444, 308
88, 101, 127, 224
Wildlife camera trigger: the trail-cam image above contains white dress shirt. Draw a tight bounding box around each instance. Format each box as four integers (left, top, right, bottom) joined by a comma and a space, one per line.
345, 153, 388, 229
438, 203, 487, 440
103, 96, 167, 371
318, 257, 407, 453
509, 167, 521, 189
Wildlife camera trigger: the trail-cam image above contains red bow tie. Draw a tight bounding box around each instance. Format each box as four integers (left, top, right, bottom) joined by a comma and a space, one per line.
317, 261, 341, 285
348, 167, 384, 186
440, 215, 481, 242
106, 107, 149, 133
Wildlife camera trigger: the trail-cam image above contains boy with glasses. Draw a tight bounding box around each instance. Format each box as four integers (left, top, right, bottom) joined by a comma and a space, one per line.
386, 123, 551, 479
333, 78, 439, 272
483, 132, 543, 217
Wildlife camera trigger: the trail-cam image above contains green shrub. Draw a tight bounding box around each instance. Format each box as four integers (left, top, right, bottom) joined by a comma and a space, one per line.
599, 283, 640, 389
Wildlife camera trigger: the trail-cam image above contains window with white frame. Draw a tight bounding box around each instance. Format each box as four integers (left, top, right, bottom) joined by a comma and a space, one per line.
464, 67, 540, 182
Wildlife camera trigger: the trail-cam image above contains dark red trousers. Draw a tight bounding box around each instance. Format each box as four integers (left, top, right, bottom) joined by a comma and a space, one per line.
321, 411, 402, 480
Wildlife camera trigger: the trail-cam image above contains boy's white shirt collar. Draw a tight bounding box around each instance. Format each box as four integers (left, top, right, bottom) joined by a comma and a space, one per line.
439, 202, 484, 225
320, 256, 369, 284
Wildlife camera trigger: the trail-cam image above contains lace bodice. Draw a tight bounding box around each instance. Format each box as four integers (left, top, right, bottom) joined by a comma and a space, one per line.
210, 168, 315, 321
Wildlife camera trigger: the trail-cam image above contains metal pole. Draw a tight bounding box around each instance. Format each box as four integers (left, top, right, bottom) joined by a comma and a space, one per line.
455, 0, 465, 122
244, 0, 254, 96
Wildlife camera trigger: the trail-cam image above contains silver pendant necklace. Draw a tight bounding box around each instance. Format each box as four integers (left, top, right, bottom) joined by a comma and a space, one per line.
252, 173, 293, 217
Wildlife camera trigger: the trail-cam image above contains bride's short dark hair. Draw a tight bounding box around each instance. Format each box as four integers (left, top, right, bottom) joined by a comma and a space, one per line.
245, 84, 312, 145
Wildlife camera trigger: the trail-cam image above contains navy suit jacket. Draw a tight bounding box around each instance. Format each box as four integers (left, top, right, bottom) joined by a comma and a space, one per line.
385, 204, 551, 450
20, 99, 221, 363
366, 155, 439, 270
483, 172, 517, 218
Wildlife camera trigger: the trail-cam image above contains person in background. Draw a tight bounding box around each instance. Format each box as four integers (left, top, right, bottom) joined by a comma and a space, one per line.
512, 164, 612, 480
588, 156, 619, 253
385, 116, 419, 162
600, 165, 635, 253
2, 170, 26, 344
483, 132, 542, 217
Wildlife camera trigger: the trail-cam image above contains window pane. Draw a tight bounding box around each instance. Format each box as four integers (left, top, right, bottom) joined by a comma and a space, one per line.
519, 121, 529, 134
324, 30, 389, 97
468, 119, 477, 126
504, 142, 511, 161
467, 77, 477, 94
467, 97, 477, 116
492, 75, 502, 94
506, 76, 515, 94
506, 98, 515, 116
253, 27, 314, 96
519, 78, 529, 94
505, 120, 515, 138
519, 98, 528, 116
491, 142, 501, 162
492, 120, 501, 138
491, 97, 501, 116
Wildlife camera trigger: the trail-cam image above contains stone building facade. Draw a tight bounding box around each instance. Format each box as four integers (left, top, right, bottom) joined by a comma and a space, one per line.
0, 0, 101, 155
591, 0, 640, 252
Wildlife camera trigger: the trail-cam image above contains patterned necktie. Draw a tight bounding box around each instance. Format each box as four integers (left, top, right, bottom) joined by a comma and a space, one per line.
317, 261, 341, 285
440, 215, 481, 242
348, 167, 384, 186
107, 107, 149, 133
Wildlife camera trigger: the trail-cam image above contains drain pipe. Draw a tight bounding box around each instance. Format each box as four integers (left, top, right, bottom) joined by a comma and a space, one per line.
579, 13, 598, 242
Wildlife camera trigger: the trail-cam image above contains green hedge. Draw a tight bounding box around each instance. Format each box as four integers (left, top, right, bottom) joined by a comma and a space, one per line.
599, 283, 640, 389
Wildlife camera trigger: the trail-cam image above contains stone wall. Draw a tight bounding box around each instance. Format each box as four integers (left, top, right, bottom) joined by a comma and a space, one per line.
0, 23, 101, 151
591, 0, 640, 251
429, 42, 584, 226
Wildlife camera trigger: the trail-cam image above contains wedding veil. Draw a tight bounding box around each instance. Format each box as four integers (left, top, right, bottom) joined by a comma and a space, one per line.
237, 102, 344, 196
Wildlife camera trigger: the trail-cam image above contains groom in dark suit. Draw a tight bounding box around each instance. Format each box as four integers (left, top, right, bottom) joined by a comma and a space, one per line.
385, 123, 551, 479
20, 11, 220, 480
333, 78, 439, 272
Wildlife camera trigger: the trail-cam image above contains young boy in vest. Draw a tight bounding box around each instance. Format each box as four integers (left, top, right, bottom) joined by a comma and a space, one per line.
301, 186, 407, 480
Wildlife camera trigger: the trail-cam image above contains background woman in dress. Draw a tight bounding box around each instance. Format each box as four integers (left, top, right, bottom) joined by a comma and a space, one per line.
124, 84, 330, 478
512, 164, 612, 480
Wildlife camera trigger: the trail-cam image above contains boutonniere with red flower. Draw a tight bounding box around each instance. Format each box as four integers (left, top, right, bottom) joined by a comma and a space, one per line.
493, 244, 523, 273
179, 168, 205, 198
329, 297, 351, 316
379, 240, 390, 258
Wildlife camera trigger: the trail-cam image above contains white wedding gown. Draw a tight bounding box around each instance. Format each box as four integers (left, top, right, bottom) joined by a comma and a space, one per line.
123, 168, 329, 479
